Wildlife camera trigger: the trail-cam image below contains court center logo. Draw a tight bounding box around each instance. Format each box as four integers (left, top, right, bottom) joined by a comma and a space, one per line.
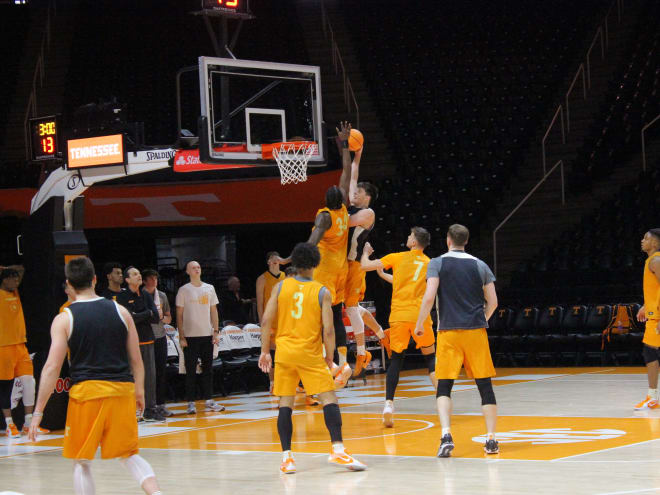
472, 428, 625, 445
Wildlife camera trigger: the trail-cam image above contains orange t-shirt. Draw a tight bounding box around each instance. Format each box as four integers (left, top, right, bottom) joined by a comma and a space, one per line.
381, 249, 430, 323
0, 289, 26, 346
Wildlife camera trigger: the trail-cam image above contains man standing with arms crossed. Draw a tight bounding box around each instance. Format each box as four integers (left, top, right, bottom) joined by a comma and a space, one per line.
176, 261, 224, 414
29, 257, 163, 495
415, 224, 499, 457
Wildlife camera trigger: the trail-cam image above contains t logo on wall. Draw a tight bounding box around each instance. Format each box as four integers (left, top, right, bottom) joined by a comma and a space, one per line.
90, 194, 221, 222
473, 428, 625, 445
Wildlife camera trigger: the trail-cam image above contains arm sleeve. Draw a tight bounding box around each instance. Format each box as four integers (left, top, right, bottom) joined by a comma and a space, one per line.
426, 257, 441, 279
477, 260, 496, 285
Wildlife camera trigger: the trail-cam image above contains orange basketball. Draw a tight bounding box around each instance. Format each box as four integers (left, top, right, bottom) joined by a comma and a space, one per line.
348, 129, 364, 152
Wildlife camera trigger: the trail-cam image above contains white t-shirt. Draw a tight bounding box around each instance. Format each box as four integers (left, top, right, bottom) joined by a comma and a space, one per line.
175, 282, 219, 337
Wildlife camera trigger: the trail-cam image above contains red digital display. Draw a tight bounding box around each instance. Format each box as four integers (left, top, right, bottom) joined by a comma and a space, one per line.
202, 0, 250, 16
29, 115, 61, 161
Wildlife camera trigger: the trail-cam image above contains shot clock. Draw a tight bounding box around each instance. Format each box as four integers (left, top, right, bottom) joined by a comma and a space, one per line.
29, 115, 61, 161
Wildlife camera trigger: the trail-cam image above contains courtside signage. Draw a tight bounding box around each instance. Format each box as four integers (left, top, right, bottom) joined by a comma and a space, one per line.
67, 134, 125, 169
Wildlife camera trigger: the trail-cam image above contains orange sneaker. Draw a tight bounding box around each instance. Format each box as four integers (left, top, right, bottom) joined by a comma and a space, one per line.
305, 395, 320, 406
334, 363, 352, 390
380, 330, 391, 358
634, 396, 659, 410
280, 454, 296, 474
6, 423, 20, 439
23, 425, 50, 435
353, 351, 372, 377
328, 450, 367, 471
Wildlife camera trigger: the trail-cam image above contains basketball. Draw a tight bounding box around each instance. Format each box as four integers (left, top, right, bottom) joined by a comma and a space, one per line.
348, 128, 364, 152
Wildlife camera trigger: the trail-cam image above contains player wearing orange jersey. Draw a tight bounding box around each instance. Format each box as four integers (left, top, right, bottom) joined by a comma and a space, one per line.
259, 243, 366, 474
360, 227, 436, 427
634, 229, 660, 410
278, 122, 358, 387
29, 257, 162, 495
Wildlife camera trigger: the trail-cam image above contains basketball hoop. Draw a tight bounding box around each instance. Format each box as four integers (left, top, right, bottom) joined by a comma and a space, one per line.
273, 143, 317, 185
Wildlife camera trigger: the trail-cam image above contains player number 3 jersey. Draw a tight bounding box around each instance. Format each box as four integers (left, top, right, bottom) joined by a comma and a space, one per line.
275, 277, 326, 363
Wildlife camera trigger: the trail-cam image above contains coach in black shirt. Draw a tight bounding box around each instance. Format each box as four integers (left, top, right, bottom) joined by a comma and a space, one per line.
117, 266, 163, 422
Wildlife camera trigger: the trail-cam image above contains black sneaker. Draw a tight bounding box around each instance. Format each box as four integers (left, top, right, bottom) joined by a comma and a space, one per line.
437, 433, 454, 458
143, 408, 166, 423
157, 405, 174, 417
484, 438, 499, 454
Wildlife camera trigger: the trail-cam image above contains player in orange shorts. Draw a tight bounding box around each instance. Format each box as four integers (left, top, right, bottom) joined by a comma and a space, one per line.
634, 229, 660, 410
0, 266, 44, 439
360, 227, 436, 427
259, 242, 366, 474
415, 224, 499, 457
29, 257, 162, 495
278, 122, 356, 388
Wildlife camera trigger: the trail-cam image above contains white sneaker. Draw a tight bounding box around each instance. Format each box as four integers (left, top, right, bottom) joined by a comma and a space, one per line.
334, 363, 352, 390
383, 400, 394, 428
205, 400, 225, 412
186, 402, 197, 414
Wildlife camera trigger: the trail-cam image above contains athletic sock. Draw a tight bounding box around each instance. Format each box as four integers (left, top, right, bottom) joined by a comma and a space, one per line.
487, 432, 495, 439
442, 427, 451, 436
282, 450, 292, 461
357, 345, 366, 355
337, 346, 347, 367
24, 413, 32, 428
331, 442, 345, 454
277, 407, 294, 451
649, 388, 658, 400
5, 417, 14, 426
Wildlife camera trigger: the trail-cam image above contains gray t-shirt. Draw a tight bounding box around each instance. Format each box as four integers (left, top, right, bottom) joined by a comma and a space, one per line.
426, 250, 495, 330
150, 289, 171, 339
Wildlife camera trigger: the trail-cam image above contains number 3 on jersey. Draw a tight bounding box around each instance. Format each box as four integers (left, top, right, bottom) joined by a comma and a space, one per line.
291, 291, 304, 319
335, 216, 347, 236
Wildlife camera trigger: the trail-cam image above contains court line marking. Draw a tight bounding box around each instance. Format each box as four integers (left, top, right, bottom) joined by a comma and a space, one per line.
551, 438, 660, 462
592, 488, 660, 495
205, 417, 434, 445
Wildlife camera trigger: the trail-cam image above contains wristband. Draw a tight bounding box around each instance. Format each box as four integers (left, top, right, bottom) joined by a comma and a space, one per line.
342, 140, 349, 149
33, 412, 43, 418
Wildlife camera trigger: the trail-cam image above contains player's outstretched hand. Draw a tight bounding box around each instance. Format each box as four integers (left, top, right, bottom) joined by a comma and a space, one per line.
27, 418, 41, 442
259, 352, 272, 373
135, 391, 145, 417
336, 121, 351, 142
363, 242, 374, 257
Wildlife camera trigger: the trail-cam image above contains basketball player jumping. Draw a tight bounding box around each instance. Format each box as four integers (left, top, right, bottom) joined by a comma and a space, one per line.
29, 257, 162, 495
259, 242, 366, 474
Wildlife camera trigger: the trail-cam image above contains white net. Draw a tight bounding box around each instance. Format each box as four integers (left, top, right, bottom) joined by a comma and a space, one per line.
273, 143, 317, 185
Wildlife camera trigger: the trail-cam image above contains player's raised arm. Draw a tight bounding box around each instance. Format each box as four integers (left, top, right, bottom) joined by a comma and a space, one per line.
349, 147, 363, 204
360, 242, 384, 271
336, 121, 352, 205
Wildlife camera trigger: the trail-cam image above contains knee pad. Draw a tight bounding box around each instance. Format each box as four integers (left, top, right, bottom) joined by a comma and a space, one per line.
475, 377, 496, 405
345, 306, 364, 335
643, 345, 660, 365
423, 352, 435, 373
119, 454, 155, 486
436, 379, 454, 398
18, 375, 35, 407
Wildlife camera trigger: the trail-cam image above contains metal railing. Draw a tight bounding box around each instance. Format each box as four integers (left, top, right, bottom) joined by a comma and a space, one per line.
565, 63, 586, 134
541, 105, 565, 174
641, 113, 660, 172
492, 160, 565, 277
23, 0, 56, 160
320, 1, 360, 129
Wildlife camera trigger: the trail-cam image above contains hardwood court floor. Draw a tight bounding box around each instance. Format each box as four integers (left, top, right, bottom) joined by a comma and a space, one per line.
2, 367, 660, 494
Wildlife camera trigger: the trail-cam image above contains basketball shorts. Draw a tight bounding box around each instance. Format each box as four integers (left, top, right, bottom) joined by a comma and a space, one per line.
344, 260, 366, 307
313, 262, 347, 306
63, 381, 139, 460
0, 343, 33, 380
642, 319, 660, 347
435, 328, 495, 380
389, 319, 435, 354
273, 357, 335, 397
